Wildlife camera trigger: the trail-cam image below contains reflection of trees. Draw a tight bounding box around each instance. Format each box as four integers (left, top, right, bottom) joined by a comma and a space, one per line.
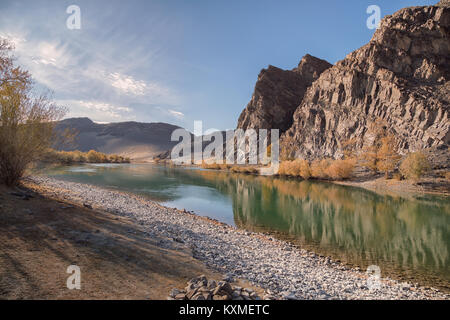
197, 171, 449, 279
48, 165, 450, 285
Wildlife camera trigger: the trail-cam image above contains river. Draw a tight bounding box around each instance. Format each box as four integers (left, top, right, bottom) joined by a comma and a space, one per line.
41, 163, 450, 292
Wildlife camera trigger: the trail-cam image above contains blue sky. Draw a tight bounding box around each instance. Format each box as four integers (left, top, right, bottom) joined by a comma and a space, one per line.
0, 0, 436, 131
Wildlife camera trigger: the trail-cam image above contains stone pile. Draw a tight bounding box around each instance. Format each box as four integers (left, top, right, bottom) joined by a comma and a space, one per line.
168, 275, 274, 301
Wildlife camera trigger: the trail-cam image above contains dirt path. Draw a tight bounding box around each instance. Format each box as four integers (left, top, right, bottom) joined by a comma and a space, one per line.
0, 183, 224, 299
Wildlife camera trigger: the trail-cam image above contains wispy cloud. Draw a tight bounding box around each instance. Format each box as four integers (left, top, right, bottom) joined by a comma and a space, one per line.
59, 99, 134, 122
0, 6, 183, 123
108, 72, 148, 96
168, 109, 184, 118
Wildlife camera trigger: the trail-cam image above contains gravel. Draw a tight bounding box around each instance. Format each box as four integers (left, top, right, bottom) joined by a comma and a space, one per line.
30, 176, 450, 300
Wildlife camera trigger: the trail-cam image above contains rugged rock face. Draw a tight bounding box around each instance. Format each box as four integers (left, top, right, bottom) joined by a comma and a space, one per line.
237, 55, 332, 132
282, 2, 450, 160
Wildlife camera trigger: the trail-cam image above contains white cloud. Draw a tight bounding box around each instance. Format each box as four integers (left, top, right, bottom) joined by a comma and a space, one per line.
0, 29, 182, 123
108, 72, 148, 96
168, 109, 184, 118
58, 99, 134, 122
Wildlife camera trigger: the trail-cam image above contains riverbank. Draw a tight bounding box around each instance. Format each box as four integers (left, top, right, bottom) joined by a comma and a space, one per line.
9, 175, 449, 300
153, 161, 450, 196
333, 175, 450, 197
0, 182, 262, 299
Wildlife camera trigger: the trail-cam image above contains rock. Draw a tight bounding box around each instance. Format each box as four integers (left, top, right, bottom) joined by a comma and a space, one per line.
83, 203, 93, 209
192, 293, 206, 300
201, 292, 212, 300
212, 294, 230, 300
174, 293, 187, 300
186, 290, 197, 300
282, 2, 450, 160
173, 237, 184, 244
185, 283, 197, 292
189, 275, 207, 287
213, 281, 234, 296
237, 55, 332, 133
170, 288, 181, 298
206, 280, 217, 289
223, 273, 234, 282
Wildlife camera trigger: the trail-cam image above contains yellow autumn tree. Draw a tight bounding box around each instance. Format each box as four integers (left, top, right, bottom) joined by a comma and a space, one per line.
399, 152, 431, 181
0, 38, 66, 185
376, 135, 402, 178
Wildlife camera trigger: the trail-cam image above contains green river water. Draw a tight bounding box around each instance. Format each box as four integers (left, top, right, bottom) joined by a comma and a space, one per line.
41, 163, 450, 291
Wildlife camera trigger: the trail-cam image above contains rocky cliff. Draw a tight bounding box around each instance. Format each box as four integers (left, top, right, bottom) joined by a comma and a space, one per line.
237, 54, 332, 132
281, 1, 450, 160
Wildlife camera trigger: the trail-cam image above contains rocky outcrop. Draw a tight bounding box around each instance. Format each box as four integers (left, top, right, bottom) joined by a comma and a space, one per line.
237, 55, 332, 132
282, 2, 450, 160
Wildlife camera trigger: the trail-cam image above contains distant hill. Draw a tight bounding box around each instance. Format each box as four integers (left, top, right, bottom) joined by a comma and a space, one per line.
55, 117, 188, 162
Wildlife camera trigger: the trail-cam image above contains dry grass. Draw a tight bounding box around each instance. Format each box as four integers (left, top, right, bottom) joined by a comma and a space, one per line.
42, 149, 130, 164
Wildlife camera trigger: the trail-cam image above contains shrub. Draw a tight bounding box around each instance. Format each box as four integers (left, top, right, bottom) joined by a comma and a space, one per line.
392, 172, 402, 181
297, 159, 311, 180
399, 152, 431, 181
325, 159, 356, 180
277, 159, 310, 179
310, 159, 330, 179
444, 172, 450, 181
41, 149, 129, 164
201, 162, 232, 170
230, 166, 258, 174
0, 39, 67, 186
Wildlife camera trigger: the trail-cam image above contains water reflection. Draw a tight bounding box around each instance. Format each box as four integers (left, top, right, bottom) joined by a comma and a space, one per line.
42, 164, 450, 290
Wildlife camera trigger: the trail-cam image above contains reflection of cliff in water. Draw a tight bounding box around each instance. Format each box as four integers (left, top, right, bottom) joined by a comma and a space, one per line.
44, 165, 450, 291
197, 170, 450, 289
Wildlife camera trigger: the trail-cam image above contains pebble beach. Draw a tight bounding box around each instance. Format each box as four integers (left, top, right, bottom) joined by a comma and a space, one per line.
29, 176, 449, 300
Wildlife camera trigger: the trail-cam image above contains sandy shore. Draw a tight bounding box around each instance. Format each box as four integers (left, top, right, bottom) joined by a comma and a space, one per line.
12, 176, 450, 300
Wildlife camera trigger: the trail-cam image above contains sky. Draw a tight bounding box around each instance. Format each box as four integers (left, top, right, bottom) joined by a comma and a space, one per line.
0, 0, 437, 131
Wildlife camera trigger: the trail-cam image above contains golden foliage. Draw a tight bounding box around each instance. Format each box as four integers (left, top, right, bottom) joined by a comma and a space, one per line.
360, 120, 401, 177
278, 159, 311, 179
444, 172, 450, 181
399, 152, 431, 181
376, 135, 402, 177
230, 166, 258, 174
279, 158, 355, 181
325, 159, 356, 180
42, 149, 130, 164
0, 38, 67, 185
310, 159, 331, 179
201, 162, 232, 170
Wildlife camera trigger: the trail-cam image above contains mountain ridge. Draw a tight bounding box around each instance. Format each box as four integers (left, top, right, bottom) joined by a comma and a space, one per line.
56, 117, 188, 161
